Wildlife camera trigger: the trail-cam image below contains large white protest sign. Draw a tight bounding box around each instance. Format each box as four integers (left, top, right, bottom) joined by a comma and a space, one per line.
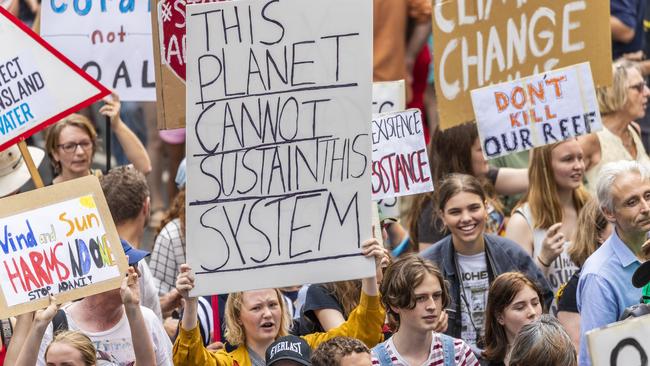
0, 176, 128, 317
41, 1, 155, 101
471, 62, 602, 160
0, 7, 110, 152
372, 109, 432, 200
587, 314, 650, 365
185, 0, 374, 295
433, 0, 612, 129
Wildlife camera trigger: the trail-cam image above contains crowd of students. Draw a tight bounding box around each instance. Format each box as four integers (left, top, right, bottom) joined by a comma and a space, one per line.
3, 0, 650, 365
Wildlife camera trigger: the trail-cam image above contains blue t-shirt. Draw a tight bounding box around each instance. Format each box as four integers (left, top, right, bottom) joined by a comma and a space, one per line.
611, 0, 647, 59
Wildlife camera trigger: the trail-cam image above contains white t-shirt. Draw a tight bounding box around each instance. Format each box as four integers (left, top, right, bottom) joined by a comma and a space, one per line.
139, 261, 163, 321
37, 304, 172, 366
457, 252, 489, 347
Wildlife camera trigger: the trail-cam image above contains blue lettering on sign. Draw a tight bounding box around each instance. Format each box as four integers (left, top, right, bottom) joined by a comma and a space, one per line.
49, 0, 147, 15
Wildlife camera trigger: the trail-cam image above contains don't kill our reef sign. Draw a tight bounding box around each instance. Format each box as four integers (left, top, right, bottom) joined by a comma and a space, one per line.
0, 175, 128, 317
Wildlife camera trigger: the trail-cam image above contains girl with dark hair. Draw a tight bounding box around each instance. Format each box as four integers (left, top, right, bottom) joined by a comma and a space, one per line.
420, 174, 551, 357
408, 123, 527, 251
482, 272, 544, 366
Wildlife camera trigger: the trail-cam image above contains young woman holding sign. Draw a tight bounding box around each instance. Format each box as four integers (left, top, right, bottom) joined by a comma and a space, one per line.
45, 91, 150, 184
172, 239, 387, 366
580, 60, 650, 193
408, 123, 528, 250
505, 139, 589, 314
420, 174, 552, 356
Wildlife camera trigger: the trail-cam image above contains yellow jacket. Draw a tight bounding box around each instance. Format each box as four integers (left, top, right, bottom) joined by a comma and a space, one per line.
173, 292, 385, 366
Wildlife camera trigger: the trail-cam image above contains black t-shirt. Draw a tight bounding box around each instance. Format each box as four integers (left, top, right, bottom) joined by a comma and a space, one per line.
611, 0, 647, 59
297, 284, 345, 335
557, 270, 579, 313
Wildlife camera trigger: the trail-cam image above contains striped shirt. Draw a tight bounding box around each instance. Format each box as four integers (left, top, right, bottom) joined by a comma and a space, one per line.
371, 333, 478, 366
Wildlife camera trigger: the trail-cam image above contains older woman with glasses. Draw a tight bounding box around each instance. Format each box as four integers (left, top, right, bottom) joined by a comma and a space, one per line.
579, 60, 650, 193
45, 92, 151, 184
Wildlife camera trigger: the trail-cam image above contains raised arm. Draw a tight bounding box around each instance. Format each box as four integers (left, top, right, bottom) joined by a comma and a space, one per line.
15, 296, 59, 366
494, 168, 529, 195
4, 312, 34, 366
121, 267, 157, 366
100, 91, 152, 174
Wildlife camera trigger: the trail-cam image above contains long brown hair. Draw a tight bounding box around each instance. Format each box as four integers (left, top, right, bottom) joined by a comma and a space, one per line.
517, 141, 590, 229
483, 272, 545, 362
568, 198, 608, 267
407, 123, 496, 245
321, 280, 361, 318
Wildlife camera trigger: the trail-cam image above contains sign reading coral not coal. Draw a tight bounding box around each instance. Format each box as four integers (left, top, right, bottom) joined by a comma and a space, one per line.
433, 0, 612, 130
372, 109, 432, 200
186, 0, 374, 295
0, 7, 110, 152
41, 0, 155, 101
471, 62, 602, 160
587, 314, 650, 365
0, 176, 128, 318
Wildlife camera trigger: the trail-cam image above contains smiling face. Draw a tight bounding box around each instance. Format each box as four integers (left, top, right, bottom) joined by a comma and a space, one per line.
550, 140, 585, 192
52, 125, 94, 178
498, 285, 542, 343
440, 191, 487, 248
240, 289, 283, 346
604, 172, 650, 235
45, 343, 87, 366
623, 67, 650, 119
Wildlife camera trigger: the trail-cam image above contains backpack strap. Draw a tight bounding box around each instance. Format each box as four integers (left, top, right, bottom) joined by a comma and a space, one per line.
52, 309, 69, 334
371, 342, 393, 366
439, 334, 456, 366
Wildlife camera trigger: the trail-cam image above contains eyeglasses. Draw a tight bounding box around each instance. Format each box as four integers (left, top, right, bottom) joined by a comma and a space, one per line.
57, 140, 93, 153
629, 81, 647, 93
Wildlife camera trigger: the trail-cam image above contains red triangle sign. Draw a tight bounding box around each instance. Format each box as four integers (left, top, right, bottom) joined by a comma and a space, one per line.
0, 7, 110, 152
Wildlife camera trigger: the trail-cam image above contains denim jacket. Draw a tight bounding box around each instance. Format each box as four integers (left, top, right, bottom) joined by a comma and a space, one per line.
420, 234, 553, 340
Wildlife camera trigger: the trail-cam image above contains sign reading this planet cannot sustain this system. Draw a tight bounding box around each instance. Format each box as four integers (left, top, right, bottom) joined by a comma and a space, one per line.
0, 7, 110, 152
432, 0, 612, 130
185, 0, 375, 295
470, 62, 602, 160
0, 176, 128, 318
41, 0, 155, 101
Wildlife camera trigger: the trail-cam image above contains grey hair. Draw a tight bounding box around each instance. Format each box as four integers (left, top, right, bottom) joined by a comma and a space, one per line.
596, 160, 650, 213
509, 315, 576, 366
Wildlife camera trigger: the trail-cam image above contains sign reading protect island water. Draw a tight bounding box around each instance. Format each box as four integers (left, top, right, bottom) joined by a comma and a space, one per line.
471, 62, 602, 160
0, 7, 110, 152
0, 176, 128, 317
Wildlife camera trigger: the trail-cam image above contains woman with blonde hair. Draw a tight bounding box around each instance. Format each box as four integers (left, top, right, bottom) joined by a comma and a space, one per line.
557, 198, 612, 351
506, 139, 590, 314
580, 60, 650, 192
45, 92, 150, 184
173, 239, 388, 366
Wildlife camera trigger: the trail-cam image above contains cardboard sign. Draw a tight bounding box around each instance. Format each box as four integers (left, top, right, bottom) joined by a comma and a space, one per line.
587, 314, 650, 365
0, 176, 128, 317
0, 7, 110, 152
41, 1, 155, 101
372, 109, 433, 200
186, 0, 374, 295
433, 0, 612, 130
471, 62, 602, 160
153, 0, 223, 130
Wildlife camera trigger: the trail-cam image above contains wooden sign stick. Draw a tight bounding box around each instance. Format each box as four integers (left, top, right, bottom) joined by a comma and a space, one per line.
17, 140, 44, 188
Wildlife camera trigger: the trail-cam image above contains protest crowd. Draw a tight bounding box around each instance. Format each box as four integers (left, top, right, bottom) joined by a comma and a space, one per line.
3, 0, 650, 365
